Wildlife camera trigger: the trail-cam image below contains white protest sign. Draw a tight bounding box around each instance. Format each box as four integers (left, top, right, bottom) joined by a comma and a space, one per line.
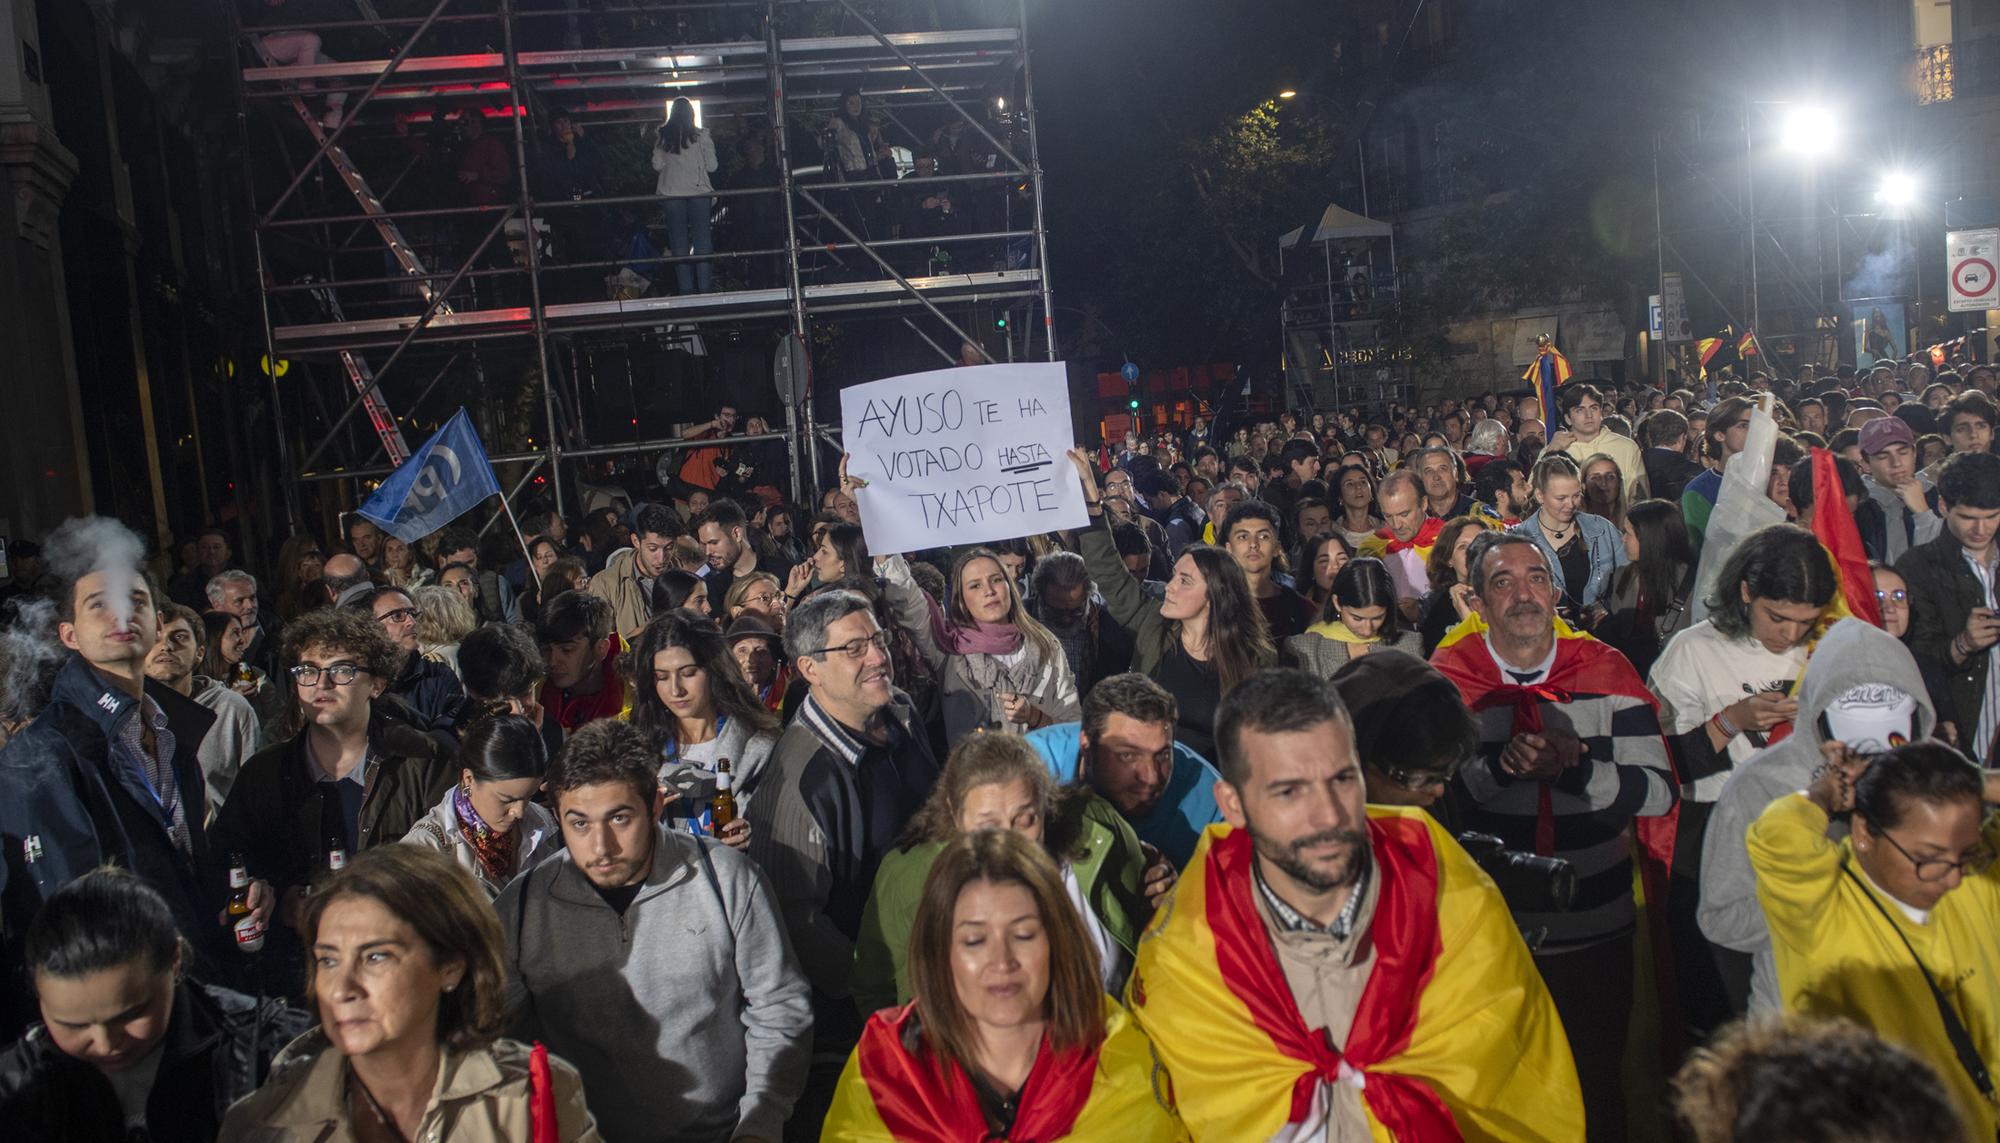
842, 362, 1086, 553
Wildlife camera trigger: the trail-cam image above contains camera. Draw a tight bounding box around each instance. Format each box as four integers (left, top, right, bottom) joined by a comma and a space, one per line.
1456, 832, 1576, 917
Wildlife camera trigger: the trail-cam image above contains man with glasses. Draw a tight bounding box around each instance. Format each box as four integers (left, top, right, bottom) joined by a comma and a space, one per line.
356, 585, 462, 728
1430, 532, 1675, 1141
1700, 618, 1936, 1015
1329, 647, 1476, 814
746, 590, 938, 1130
212, 608, 451, 981
1747, 740, 2000, 1138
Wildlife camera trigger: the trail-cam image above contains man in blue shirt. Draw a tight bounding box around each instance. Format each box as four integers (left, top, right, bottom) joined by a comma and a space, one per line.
1023, 672, 1224, 871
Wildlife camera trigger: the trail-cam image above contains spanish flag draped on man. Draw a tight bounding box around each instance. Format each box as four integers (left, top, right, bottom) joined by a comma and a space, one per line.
1129, 668, 1582, 1143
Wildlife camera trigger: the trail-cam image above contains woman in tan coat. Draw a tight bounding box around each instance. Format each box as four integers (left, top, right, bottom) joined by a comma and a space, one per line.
219, 846, 600, 1143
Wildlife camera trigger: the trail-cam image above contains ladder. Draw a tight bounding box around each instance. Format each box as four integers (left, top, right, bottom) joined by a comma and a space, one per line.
285, 94, 440, 464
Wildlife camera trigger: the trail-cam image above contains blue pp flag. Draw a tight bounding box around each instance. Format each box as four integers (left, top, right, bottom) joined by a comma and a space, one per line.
355, 408, 501, 542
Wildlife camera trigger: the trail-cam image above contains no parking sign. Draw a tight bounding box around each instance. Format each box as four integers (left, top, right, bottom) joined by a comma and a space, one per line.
1948, 229, 2000, 312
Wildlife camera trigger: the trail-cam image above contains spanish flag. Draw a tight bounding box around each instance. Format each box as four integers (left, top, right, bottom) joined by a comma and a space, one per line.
1355, 515, 1445, 564
1811, 447, 1880, 628
1522, 344, 1572, 428
1129, 813, 1583, 1141
821, 995, 1182, 1142
1737, 328, 1758, 357
1696, 336, 1726, 378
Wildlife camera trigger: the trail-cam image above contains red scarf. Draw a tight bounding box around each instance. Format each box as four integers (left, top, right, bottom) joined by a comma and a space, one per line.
854, 1004, 1099, 1143
1205, 818, 1458, 1137
1375, 516, 1445, 555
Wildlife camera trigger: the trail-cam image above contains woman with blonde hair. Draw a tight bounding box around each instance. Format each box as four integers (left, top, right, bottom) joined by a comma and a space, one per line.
822, 830, 1181, 1142
883, 546, 1079, 739
412, 584, 477, 678
218, 846, 600, 1141
850, 732, 1152, 1012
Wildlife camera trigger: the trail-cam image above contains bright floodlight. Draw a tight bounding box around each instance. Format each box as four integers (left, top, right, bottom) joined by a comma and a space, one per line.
1278, 89, 1298, 100
1777, 103, 1837, 157
1876, 170, 1919, 207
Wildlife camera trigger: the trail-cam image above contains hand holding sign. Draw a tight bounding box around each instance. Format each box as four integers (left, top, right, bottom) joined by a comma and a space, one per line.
842, 364, 1088, 552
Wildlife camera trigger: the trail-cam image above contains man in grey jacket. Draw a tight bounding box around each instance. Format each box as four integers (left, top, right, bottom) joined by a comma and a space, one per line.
498, 720, 811, 1143
1698, 617, 1935, 1013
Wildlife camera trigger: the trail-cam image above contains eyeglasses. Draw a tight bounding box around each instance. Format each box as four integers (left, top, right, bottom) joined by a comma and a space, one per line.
1876, 829, 1996, 883
743, 590, 783, 609
806, 630, 892, 660
1875, 588, 1909, 604
375, 607, 419, 625
290, 663, 363, 687
1379, 765, 1450, 792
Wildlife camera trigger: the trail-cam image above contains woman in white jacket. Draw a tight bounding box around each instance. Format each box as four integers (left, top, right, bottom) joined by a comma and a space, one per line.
402, 713, 560, 897
650, 96, 718, 294
881, 547, 1080, 741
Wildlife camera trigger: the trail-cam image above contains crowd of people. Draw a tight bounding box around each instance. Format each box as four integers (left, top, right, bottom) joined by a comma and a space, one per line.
1, 355, 1997, 1141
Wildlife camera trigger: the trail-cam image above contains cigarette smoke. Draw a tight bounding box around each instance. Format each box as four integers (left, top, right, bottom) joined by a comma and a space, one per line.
41, 516, 148, 633
0, 597, 60, 730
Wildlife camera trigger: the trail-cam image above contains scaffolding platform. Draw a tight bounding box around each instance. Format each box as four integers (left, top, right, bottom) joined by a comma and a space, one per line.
236, 0, 1056, 524
271, 268, 1044, 352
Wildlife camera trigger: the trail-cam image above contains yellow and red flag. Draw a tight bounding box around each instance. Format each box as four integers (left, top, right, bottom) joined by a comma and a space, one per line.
1811, 447, 1880, 628
822, 996, 1182, 1142
1129, 812, 1583, 1141
1737, 328, 1758, 357
1355, 515, 1445, 566
1522, 344, 1573, 427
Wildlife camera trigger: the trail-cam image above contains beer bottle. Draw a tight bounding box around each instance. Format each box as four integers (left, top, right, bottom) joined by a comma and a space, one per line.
326, 835, 349, 874
711, 759, 737, 829
227, 853, 264, 954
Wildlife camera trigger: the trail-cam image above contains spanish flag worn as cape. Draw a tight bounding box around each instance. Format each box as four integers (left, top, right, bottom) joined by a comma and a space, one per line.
820, 995, 1182, 1143
1429, 611, 1683, 1060
1129, 812, 1583, 1142
1356, 516, 1445, 563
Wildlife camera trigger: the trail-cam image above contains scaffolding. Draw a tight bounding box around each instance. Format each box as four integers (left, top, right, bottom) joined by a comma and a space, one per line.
234, 0, 1056, 528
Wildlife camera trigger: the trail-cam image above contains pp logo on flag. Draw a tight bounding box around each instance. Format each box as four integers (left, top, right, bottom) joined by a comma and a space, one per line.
405, 446, 465, 512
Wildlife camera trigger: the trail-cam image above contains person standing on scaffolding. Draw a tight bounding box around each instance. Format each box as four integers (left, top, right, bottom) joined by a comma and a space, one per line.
824, 88, 896, 275
652, 97, 719, 295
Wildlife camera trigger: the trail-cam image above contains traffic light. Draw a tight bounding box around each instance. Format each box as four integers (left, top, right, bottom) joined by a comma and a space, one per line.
1128, 398, 1140, 410
994, 313, 1009, 331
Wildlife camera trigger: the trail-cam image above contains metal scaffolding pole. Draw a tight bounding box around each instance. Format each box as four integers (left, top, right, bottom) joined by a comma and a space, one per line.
1017, 0, 1056, 362
502, 0, 565, 517
769, 1, 813, 507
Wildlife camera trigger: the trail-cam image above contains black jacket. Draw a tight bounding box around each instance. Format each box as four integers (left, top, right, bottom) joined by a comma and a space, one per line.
1641, 447, 1703, 506
210, 711, 454, 898
1896, 531, 1990, 749
0, 981, 309, 1143
0, 657, 222, 1027
390, 650, 465, 729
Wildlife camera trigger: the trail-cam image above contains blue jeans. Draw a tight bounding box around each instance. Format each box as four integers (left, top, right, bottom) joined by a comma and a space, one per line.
662, 194, 713, 294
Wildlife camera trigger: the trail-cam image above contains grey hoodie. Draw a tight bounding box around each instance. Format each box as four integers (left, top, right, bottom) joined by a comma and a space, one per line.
1698, 618, 1936, 1010
497, 825, 812, 1143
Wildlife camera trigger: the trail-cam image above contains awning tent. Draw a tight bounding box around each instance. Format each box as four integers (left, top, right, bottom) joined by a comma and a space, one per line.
1278, 202, 1393, 250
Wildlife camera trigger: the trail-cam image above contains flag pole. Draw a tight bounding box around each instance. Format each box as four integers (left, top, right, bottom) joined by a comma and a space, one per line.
496, 494, 544, 595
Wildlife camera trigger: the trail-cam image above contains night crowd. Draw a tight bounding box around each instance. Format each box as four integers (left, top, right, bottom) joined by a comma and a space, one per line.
2, 357, 1999, 1142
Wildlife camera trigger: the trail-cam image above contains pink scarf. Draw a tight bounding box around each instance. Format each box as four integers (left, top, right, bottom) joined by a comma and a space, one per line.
917, 586, 1025, 656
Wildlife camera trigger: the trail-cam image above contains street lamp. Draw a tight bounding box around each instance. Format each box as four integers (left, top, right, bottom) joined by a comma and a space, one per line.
1875, 169, 1920, 209
1278, 89, 1297, 100
1777, 103, 1838, 158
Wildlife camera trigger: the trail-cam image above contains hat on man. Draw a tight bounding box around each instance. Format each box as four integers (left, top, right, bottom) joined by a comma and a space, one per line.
1859, 416, 1916, 457
724, 615, 780, 647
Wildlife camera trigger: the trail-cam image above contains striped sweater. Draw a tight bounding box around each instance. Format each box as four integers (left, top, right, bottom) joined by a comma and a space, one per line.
1440, 631, 1677, 952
